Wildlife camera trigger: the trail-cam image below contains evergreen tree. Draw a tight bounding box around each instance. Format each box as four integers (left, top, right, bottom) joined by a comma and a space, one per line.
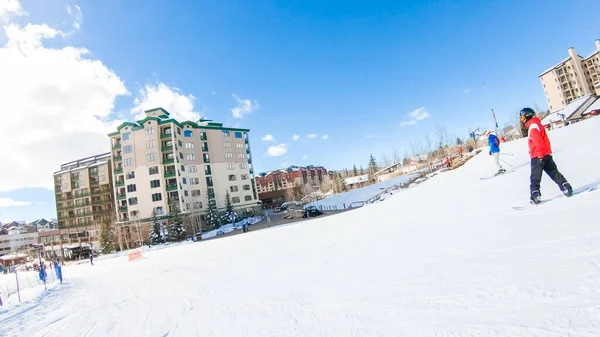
168, 198, 186, 242
359, 165, 365, 175
352, 165, 358, 176
149, 210, 162, 245
205, 191, 220, 230
367, 154, 378, 184
99, 222, 115, 254
224, 190, 234, 217
456, 136, 463, 145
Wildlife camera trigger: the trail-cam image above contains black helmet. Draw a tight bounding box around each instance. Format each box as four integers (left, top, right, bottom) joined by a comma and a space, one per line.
520, 107, 535, 123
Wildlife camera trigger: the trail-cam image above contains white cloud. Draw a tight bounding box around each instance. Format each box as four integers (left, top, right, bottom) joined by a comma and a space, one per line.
400, 107, 430, 127
67, 4, 83, 30
0, 197, 31, 208
292, 134, 300, 141
231, 94, 259, 119
0, 2, 129, 191
302, 154, 309, 160
307, 134, 318, 139
266, 144, 287, 157
261, 134, 275, 142
132, 82, 199, 121
0, 0, 24, 22
321, 134, 328, 140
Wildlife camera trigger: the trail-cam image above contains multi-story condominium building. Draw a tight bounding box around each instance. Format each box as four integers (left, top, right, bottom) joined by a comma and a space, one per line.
256, 165, 332, 207
539, 39, 600, 111
0, 223, 38, 257
53, 153, 114, 254
108, 107, 258, 249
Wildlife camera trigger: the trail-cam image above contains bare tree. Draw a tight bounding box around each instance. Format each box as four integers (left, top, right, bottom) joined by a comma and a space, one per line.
392, 149, 401, 165
436, 125, 449, 149
381, 153, 392, 167
424, 134, 433, 155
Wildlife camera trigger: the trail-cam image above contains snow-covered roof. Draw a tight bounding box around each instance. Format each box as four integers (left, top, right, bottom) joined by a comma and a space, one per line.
0, 253, 27, 260
374, 163, 401, 176
539, 56, 571, 77
344, 175, 369, 185
583, 98, 600, 115
585, 50, 599, 60
554, 94, 596, 120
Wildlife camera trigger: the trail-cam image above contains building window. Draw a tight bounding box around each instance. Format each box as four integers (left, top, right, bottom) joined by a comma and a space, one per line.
178, 140, 182, 147
147, 153, 157, 162
201, 142, 209, 152
241, 174, 248, 180
228, 174, 237, 181
179, 152, 184, 160
127, 184, 137, 192
150, 180, 160, 188
149, 166, 159, 175
222, 130, 231, 137
184, 130, 192, 137
240, 163, 248, 169
152, 193, 162, 202
234, 132, 242, 138
192, 190, 201, 197
146, 140, 156, 149
236, 143, 244, 148
243, 184, 251, 191
206, 177, 214, 187
200, 131, 207, 140
177, 128, 182, 135
145, 127, 155, 135
186, 154, 196, 161
227, 163, 235, 170
154, 206, 164, 215
122, 132, 131, 141
238, 153, 246, 159
182, 178, 187, 184
193, 202, 202, 209
225, 153, 233, 159
232, 196, 240, 203
190, 178, 199, 185
124, 158, 133, 167
205, 164, 212, 175
123, 145, 133, 154
187, 165, 198, 173
244, 195, 252, 201
224, 141, 232, 148
181, 165, 185, 172
126, 171, 135, 179
128, 197, 138, 205
230, 185, 239, 192
184, 142, 195, 149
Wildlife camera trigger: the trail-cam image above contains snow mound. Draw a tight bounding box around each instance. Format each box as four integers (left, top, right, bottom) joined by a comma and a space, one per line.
2, 117, 600, 336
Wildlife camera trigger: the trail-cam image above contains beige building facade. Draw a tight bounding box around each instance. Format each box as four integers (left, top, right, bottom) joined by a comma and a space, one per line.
108, 108, 258, 249
53, 153, 114, 256
540, 40, 600, 111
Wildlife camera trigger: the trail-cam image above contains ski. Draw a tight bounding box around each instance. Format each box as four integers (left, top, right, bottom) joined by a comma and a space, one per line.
480, 169, 515, 180
512, 186, 597, 211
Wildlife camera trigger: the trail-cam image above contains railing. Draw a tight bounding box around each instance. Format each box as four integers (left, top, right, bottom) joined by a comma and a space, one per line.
115, 181, 125, 187
118, 206, 128, 212
164, 171, 176, 178
166, 185, 178, 192
163, 158, 175, 164
161, 145, 173, 152
114, 169, 123, 175
112, 143, 121, 149
74, 193, 90, 199
117, 194, 126, 200
160, 133, 172, 139
113, 156, 122, 162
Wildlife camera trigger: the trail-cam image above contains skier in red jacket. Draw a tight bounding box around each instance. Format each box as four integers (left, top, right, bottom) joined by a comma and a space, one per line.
520, 108, 572, 204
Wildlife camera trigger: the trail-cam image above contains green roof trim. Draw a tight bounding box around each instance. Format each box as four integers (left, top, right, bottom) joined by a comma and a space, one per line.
115, 122, 137, 131
144, 107, 170, 116
136, 116, 162, 125
107, 131, 119, 137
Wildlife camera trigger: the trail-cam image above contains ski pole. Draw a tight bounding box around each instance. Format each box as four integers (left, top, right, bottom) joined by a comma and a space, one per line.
498, 157, 514, 167
500, 153, 514, 156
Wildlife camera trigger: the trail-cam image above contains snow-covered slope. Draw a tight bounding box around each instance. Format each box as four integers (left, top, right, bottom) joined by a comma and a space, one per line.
2, 118, 600, 336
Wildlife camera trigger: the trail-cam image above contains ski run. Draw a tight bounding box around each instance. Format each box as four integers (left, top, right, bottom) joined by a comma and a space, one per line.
2, 117, 600, 336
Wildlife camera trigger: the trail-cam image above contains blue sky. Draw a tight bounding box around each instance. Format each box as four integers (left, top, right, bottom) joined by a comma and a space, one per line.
1, 0, 600, 221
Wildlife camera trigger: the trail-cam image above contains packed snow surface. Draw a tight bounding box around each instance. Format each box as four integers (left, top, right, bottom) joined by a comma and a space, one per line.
2, 118, 600, 336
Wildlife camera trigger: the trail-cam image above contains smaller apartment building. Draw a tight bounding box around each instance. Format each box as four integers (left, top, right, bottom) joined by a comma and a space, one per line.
53, 153, 114, 254
256, 166, 332, 207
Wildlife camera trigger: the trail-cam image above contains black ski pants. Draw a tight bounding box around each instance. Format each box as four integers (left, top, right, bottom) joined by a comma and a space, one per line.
530, 155, 568, 194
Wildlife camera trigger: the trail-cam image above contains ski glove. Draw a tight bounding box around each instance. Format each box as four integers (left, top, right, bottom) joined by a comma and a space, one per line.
489, 151, 492, 155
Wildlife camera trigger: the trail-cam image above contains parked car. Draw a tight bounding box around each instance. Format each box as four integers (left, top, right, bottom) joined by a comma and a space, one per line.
302, 206, 323, 218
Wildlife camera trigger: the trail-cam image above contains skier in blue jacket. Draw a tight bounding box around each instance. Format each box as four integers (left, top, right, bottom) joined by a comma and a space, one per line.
488, 132, 505, 174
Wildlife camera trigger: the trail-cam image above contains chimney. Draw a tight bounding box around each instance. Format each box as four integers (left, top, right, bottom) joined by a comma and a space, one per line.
568, 47, 577, 59
596, 39, 600, 51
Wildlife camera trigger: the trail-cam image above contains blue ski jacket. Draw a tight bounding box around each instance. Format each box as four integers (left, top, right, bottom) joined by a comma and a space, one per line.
488, 134, 500, 154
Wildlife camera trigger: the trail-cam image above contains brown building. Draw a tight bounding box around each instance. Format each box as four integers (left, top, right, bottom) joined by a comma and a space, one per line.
256, 165, 332, 207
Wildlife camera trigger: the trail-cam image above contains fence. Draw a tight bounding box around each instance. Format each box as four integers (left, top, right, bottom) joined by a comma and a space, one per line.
0, 266, 62, 306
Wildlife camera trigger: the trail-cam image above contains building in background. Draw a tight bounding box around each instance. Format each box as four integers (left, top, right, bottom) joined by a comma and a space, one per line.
53, 153, 114, 258
256, 165, 332, 208
0, 222, 38, 258
539, 40, 600, 111
27, 218, 58, 232
108, 107, 259, 249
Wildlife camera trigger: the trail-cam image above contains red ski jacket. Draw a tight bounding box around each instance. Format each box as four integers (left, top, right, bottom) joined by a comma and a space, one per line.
525, 117, 552, 159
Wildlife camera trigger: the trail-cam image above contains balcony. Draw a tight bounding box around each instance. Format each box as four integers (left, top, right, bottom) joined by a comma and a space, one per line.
161, 145, 173, 152
118, 206, 128, 213
203, 157, 210, 164
74, 193, 90, 199
166, 185, 178, 192
160, 133, 172, 139
117, 194, 126, 200
163, 158, 175, 165
114, 169, 123, 175
112, 143, 121, 149
93, 209, 112, 216
92, 188, 110, 195
164, 171, 176, 178
92, 199, 105, 205
113, 156, 122, 162
115, 181, 125, 187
